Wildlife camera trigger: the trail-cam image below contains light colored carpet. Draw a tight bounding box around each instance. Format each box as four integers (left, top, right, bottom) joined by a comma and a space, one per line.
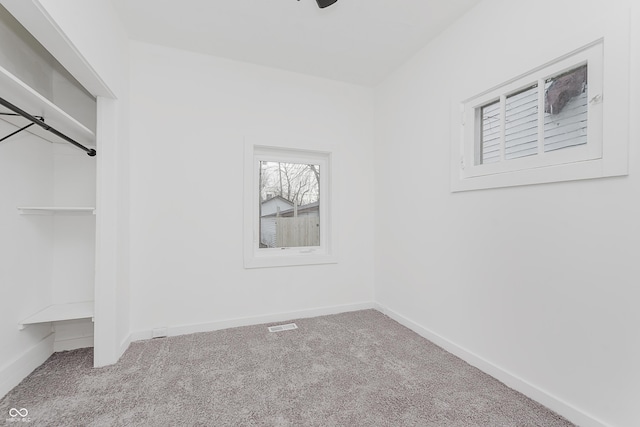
1, 310, 574, 426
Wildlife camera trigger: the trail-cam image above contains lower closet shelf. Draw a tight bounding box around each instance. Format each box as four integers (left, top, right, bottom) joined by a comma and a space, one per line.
17, 207, 96, 215
19, 301, 94, 330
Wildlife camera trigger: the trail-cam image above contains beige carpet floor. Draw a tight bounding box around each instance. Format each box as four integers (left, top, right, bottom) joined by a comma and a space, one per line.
0, 310, 574, 426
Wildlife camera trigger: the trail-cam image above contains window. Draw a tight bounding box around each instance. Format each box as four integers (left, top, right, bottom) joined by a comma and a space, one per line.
477, 64, 591, 168
465, 43, 601, 178
451, 39, 628, 192
244, 142, 336, 268
259, 161, 320, 249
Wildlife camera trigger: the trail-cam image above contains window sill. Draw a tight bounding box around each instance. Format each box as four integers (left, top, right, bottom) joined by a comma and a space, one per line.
450, 156, 625, 192
244, 253, 338, 269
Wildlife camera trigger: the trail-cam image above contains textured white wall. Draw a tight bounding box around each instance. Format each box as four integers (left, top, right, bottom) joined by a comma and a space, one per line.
374, 1, 639, 426
128, 42, 375, 335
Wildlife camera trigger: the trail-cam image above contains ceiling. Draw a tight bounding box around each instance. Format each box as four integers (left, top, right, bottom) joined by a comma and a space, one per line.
111, 0, 481, 86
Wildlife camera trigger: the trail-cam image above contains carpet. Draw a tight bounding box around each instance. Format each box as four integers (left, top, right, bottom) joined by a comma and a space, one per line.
0, 310, 574, 426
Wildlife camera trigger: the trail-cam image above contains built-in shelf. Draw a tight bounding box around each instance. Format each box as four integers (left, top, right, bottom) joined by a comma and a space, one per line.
19, 301, 94, 330
0, 64, 95, 148
17, 207, 96, 215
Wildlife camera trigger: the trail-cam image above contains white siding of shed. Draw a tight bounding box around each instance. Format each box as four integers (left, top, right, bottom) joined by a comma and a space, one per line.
480, 83, 588, 164
481, 101, 501, 164
260, 217, 277, 248
261, 198, 293, 216
505, 85, 538, 160
544, 89, 588, 152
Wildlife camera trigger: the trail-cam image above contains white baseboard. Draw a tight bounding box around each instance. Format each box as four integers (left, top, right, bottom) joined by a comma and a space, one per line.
129, 301, 376, 343
51, 319, 94, 352
53, 336, 94, 352
375, 304, 610, 427
0, 333, 54, 399
118, 333, 132, 359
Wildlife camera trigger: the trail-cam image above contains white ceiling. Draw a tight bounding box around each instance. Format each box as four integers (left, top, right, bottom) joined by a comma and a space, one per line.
111, 0, 481, 86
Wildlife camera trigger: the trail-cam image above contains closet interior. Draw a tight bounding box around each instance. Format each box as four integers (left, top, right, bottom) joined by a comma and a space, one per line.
0, 4, 98, 354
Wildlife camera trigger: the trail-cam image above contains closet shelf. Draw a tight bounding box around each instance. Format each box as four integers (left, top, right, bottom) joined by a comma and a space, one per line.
19, 301, 94, 330
0, 65, 95, 148
18, 207, 96, 215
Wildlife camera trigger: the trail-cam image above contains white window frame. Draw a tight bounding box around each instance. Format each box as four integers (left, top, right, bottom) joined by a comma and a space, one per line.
451, 38, 629, 192
243, 140, 337, 269
466, 43, 602, 177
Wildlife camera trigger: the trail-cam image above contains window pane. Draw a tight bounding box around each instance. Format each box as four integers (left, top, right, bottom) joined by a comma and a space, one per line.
259, 161, 320, 248
544, 65, 588, 152
480, 100, 501, 164
505, 84, 538, 160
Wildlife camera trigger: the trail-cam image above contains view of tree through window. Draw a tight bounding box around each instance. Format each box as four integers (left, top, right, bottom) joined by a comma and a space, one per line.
258, 161, 320, 249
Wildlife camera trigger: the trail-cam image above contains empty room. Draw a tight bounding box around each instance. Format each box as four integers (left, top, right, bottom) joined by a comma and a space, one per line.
0, 0, 638, 426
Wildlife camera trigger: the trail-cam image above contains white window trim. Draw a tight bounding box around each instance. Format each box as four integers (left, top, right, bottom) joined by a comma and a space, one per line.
243, 139, 338, 269
451, 33, 629, 192
464, 43, 602, 178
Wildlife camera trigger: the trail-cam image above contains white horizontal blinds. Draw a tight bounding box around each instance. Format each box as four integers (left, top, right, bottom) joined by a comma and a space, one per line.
480, 100, 501, 164
544, 65, 588, 152
505, 84, 538, 160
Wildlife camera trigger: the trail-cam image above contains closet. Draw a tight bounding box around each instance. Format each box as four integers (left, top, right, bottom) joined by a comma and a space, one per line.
0, 4, 98, 353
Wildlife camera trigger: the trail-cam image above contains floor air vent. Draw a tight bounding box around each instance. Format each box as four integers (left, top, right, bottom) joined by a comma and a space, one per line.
268, 323, 298, 333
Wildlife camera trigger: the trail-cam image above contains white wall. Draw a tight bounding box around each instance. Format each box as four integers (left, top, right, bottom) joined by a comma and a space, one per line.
374, 1, 639, 426
128, 41, 375, 336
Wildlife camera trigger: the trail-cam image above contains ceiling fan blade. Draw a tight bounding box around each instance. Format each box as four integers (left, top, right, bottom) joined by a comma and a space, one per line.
316, 0, 338, 8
